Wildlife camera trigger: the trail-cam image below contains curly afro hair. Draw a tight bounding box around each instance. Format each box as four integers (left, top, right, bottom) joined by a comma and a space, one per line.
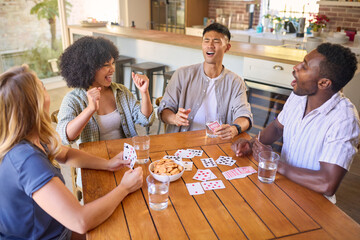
317, 43, 357, 92
60, 36, 119, 89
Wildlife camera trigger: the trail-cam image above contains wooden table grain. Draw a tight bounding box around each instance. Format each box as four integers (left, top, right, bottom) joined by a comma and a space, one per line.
80, 130, 360, 240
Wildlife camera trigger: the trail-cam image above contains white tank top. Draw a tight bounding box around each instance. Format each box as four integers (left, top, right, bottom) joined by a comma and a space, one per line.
97, 109, 122, 140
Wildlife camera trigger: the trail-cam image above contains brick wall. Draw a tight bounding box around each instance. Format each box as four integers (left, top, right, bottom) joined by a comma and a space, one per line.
0, 0, 61, 52
208, 0, 260, 29
317, 5, 360, 32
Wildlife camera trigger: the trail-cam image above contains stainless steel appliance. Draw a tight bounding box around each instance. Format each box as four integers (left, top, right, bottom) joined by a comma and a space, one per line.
296, 17, 306, 38
245, 80, 292, 152
151, 0, 185, 34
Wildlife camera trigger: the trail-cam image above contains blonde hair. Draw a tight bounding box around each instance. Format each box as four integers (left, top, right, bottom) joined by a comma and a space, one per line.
0, 65, 61, 162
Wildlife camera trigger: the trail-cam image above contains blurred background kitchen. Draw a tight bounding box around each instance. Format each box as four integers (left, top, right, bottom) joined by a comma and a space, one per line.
1, 0, 360, 76
1, 0, 360, 223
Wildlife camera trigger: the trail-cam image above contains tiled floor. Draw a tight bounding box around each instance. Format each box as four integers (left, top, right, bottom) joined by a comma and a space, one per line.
48, 86, 360, 224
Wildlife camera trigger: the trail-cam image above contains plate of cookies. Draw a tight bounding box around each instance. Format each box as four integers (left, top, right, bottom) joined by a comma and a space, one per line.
149, 159, 185, 182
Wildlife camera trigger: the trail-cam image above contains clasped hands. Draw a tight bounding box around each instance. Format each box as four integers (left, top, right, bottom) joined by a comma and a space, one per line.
231, 135, 273, 162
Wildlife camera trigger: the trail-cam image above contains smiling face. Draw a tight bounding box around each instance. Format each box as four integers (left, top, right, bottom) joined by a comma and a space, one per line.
291, 50, 326, 96
202, 31, 230, 66
93, 57, 115, 88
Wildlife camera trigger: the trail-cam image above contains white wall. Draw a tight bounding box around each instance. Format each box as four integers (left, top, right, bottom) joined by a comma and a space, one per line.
67, 0, 119, 25
119, 0, 150, 29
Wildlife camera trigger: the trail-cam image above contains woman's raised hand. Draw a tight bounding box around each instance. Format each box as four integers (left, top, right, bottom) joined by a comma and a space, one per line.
132, 72, 149, 94
87, 87, 101, 112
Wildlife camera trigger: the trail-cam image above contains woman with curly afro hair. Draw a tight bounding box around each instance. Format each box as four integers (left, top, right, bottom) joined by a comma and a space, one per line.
56, 36, 154, 145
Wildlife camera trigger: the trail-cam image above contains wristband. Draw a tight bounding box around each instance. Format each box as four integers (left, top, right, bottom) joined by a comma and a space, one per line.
231, 123, 242, 135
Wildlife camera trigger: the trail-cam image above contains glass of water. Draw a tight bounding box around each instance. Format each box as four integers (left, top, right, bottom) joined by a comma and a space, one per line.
132, 135, 150, 164
205, 113, 224, 138
146, 175, 170, 211
258, 151, 280, 184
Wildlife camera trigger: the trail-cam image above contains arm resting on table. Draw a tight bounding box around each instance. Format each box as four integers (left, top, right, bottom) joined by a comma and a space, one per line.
277, 161, 347, 196
33, 169, 142, 234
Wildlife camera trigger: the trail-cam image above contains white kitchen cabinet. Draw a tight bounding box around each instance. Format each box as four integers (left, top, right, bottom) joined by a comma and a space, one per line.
243, 57, 294, 88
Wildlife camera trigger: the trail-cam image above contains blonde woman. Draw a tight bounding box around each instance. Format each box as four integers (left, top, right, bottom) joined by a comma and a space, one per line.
0, 65, 143, 239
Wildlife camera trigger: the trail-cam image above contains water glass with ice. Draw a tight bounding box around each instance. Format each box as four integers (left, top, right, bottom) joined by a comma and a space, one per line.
146, 175, 170, 211
132, 135, 150, 164
258, 151, 280, 183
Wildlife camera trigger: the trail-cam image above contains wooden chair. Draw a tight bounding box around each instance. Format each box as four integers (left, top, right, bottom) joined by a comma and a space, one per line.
155, 96, 167, 134
51, 110, 82, 202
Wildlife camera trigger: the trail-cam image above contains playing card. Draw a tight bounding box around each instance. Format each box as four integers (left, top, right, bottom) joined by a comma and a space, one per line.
175, 149, 195, 159
163, 155, 182, 161
206, 120, 221, 132
201, 180, 226, 190
222, 166, 257, 180
216, 156, 236, 166
124, 143, 137, 168
187, 149, 203, 157
234, 166, 257, 175
222, 170, 248, 180
193, 169, 212, 181
201, 158, 217, 168
183, 161, 193, 171
186, 182, 205, 195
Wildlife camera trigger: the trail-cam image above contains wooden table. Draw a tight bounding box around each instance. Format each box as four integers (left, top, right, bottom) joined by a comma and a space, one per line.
80, 130, 360, 240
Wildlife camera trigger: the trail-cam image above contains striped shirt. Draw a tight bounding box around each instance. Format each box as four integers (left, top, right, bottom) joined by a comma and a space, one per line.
278, 92, 360, 171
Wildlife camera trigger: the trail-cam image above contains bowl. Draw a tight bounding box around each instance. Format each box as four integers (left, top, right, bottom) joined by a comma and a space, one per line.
149, 159, 185, 182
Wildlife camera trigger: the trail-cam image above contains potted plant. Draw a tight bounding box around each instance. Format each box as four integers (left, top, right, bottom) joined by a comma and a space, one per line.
309, 14, 330, 36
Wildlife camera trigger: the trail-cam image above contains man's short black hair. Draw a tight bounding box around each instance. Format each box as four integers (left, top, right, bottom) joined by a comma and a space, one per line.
60, 36, 119, 90
316, 43, 357, 92
203, 23, 231, 41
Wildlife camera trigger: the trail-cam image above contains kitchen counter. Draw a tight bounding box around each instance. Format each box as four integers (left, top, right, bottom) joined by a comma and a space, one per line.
68, 25, 306, 65
67, 25, 360, 111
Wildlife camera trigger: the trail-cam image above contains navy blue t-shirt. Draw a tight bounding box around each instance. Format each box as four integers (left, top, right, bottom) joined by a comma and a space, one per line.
0, 140, 65, 239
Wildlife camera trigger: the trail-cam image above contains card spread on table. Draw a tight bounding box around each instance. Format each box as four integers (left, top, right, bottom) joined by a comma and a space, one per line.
206, 120, 221, 132
124, 143, 137, 169
193, 169, 217, 181
163, 155, 182, 161
186, 182, 205, 195
201, 180, 226, 190
201, 158, 217, 168
175, 149, 195, 159
183, 161, 193, 171
216, 156, 236, 166
186, 149, 203, 157
222, 166, 257, 180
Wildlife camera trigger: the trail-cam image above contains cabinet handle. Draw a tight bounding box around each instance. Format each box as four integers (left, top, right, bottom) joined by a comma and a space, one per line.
273, 65, 284, 71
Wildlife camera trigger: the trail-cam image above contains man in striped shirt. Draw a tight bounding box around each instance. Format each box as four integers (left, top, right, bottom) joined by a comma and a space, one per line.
232, 43, 359, 201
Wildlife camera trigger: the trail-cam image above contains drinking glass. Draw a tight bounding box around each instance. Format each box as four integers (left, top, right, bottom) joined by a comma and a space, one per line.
146, 175, 170, 211
205, 113, 224, 138
132, 135, 150, 164
258, 151, 280, 183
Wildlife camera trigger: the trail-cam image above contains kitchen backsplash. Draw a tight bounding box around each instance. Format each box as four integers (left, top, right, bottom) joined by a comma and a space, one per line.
319, 5, 360, 32
208, 0, 260, 29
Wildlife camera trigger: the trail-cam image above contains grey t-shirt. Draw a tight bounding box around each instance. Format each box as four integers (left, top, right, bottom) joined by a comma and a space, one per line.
158, 63, 253, 133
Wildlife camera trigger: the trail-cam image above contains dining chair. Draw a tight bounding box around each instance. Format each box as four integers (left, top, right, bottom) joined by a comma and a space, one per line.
51, 110, 82, 202
155, 96, 167, 134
